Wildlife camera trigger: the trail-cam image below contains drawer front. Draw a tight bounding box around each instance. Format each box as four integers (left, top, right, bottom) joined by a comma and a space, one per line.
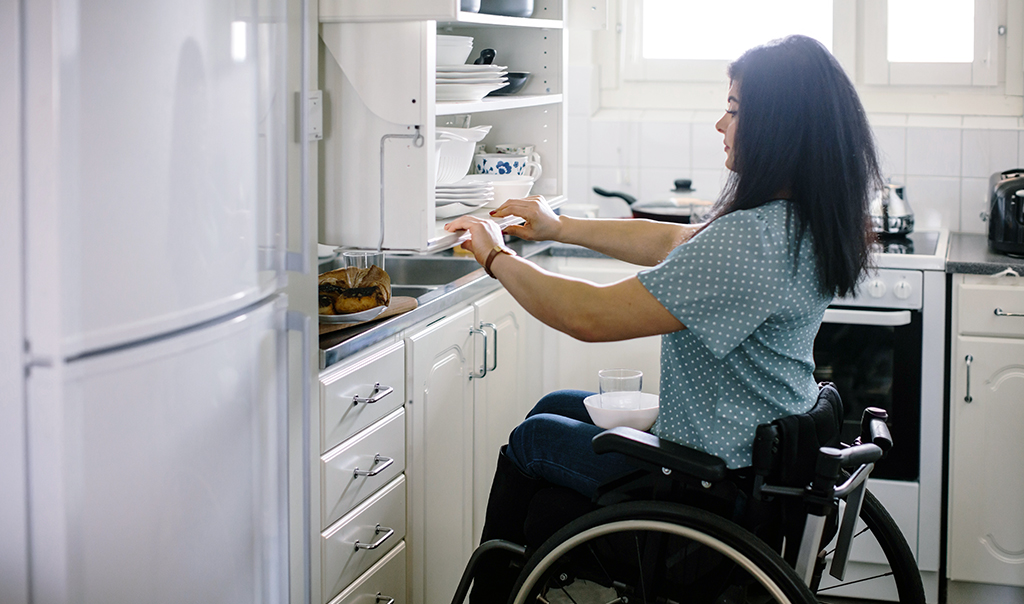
322, 475, 406, 604
959, 283, 1024, 337
321, 340, 405, 453
322, 407, 406, 529
328, 541, 406, 604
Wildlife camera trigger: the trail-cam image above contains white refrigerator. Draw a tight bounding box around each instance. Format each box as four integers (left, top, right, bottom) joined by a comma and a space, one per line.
1, 1, 312, 603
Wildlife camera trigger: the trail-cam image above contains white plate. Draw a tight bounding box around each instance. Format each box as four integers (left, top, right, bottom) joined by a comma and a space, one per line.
319, 305, 387, 324
436, 82, 509, 102
436, 195, 491, 206
437, 77, 508, 85
437, 72, 508, 80
436, 184, 493, 192
435, 203, 485, 219
437, 64, 508, 73
436, 189, 495, 198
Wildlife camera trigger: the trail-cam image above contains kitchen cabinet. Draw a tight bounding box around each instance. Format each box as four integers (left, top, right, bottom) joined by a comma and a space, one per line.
318, 338, 408, 604
543, 255, 661, 393
317, 1, 569, 253
404, 286, 537, 604
948, 274, 1024, 590
405, 305, 477, 604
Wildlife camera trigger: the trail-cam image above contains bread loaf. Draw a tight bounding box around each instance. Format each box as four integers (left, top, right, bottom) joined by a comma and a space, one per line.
318, 265, 391, 315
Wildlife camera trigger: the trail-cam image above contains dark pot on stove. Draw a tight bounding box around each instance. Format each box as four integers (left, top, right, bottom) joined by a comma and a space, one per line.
593, 179, 714, 224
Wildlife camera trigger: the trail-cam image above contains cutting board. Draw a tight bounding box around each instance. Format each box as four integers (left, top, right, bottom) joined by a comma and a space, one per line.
319, 296, 418, 336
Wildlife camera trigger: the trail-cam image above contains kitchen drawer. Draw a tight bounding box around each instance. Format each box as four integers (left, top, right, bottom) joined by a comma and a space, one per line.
328, 540, 406, 604
322, 407, 406, 529
321, 339, 405, 453
958, 281, 1024, 338
322, 474, 406, 604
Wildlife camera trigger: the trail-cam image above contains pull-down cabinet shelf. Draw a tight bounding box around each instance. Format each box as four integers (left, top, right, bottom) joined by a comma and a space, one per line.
318, 1, 568, 253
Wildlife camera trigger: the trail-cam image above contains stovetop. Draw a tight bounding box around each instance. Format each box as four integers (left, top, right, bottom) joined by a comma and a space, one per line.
871, 229, 948, 271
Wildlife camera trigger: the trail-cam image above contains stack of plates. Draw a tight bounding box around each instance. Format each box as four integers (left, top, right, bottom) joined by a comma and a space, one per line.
435, 179, 494, 219
437, 65, 509, 102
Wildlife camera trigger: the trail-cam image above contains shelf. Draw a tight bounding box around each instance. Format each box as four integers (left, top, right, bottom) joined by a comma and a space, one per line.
435, 94, 562, 115
444, 12, 563, 29
426, 194, 567, 253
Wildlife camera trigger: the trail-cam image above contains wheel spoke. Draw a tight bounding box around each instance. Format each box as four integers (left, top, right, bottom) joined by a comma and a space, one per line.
815, 571, 895, 592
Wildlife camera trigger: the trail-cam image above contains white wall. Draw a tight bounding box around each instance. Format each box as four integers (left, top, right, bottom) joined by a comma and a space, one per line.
566, 65, 1024, 234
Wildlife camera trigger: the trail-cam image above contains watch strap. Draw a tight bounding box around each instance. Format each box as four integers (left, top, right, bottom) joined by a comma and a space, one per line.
484, 245, 516, 278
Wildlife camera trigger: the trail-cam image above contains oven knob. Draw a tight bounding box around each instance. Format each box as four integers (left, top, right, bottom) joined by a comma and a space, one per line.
867, 279, 887, 298
893, 279, 913, 300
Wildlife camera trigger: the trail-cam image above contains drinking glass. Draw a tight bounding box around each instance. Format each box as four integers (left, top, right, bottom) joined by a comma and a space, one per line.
341, 250, 384, 271
598, 368, 643, 410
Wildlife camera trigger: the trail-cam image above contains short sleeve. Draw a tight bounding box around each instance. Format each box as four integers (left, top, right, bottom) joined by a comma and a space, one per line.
637, 210, 792, 359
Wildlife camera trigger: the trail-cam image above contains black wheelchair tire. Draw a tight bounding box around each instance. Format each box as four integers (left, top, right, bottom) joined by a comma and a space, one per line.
509, 500, 817, 604
855, 489, 926, 604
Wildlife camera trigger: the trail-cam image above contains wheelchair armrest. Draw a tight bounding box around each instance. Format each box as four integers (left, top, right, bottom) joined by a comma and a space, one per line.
592, 427, 728, 483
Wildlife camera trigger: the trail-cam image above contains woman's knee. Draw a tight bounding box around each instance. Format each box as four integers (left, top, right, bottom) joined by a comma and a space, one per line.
526, 389, 593, 421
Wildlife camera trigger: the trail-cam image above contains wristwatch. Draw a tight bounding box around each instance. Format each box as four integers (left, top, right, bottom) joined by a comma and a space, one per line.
484, 244, 517, 278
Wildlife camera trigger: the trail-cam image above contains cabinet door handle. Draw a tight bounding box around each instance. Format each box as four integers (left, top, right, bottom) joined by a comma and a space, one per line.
354, 524, 394, 551
353, 454, 393, 478
481, 322, 498, 372
469, 327, 487, 379
352, 382, 394, 405
375, 596, 395, 604
994, 307, 1024, 317
964, 355, 974, 403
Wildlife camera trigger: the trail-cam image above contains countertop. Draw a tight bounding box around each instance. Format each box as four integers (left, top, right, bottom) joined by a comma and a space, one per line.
946, 233, 1024, 276
319, 239, 557, 370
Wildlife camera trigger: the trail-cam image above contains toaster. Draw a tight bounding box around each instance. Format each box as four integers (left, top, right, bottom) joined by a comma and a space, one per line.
989, 169, 1024, 257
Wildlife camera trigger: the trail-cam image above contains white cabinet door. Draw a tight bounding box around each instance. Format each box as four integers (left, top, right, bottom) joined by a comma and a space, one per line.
545, 256, 661, 394
405, 306, 476, 604
471, 288, 530, 544
949, 335, 1024, 586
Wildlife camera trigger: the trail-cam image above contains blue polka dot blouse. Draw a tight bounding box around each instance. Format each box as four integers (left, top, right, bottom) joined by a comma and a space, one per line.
636, 199, 831, 469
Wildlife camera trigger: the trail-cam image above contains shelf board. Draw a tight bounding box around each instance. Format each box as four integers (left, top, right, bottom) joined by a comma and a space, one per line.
443, 12, 563, 29
426, 194, 567, 253
435, 94, 561, 115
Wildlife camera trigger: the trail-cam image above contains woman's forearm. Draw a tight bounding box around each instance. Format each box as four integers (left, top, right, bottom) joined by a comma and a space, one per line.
555, 216, 699, 266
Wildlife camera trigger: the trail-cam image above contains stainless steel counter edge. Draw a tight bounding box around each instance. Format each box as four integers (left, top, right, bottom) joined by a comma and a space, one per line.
319, 240, 557, 370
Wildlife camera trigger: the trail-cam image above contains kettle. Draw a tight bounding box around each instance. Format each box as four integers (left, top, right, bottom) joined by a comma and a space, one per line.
870, 183, 914, 235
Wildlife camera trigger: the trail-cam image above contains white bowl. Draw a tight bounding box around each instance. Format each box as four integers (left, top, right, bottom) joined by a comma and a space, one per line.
461, 174, 535, 207
436, 130, 477, 185
584, 393, 659, 431
437, 35, 474, 66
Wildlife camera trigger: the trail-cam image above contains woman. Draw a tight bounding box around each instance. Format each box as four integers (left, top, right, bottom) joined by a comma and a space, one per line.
445, 34, 880, 602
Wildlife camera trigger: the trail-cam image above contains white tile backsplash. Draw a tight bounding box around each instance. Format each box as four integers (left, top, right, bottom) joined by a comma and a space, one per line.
567, 106, 1018, 233
959, 177, 990, 235
639, 121, 691, 170
905, 176, 961, 231
906, 128, 962, 177
873, 126, 906, 180
961, 129, 1018, 179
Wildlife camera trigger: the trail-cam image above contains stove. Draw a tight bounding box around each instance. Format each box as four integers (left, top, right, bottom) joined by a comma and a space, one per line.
815, 229, 947, 602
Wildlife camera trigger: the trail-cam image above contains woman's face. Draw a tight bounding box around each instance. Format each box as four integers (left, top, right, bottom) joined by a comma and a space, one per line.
715, 80, 740, 171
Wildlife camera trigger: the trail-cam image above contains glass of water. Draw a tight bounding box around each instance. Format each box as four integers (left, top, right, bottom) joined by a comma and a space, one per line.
598, 369, 643, 410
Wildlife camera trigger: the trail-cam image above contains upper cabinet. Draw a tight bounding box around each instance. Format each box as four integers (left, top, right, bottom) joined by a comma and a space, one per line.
317, 0, 568, 253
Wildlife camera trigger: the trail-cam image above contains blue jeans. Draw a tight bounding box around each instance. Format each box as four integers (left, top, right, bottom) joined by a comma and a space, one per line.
504, 389, 638, 498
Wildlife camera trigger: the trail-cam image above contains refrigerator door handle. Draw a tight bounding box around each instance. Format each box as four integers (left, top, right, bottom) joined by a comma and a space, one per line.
286, 309, 313, 604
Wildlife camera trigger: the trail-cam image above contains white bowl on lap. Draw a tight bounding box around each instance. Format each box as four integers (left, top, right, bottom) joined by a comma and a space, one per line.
584, 393, 659, 431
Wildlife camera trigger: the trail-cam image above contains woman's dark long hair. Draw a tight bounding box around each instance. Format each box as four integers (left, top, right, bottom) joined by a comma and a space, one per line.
704, 35, 881, 299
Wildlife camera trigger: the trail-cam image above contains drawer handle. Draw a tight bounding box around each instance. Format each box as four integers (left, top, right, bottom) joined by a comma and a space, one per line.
375, 595, 395, 604
964, 355, 974, 403
353, 454, 394, 478
994, 308, 1024, 317
354, 524, 394, 551
352, 382, 394, 406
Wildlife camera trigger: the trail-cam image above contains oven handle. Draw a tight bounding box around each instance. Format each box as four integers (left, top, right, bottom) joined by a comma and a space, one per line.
822, 309, 912, 326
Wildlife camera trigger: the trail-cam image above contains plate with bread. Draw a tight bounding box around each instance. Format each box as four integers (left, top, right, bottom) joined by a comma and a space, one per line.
318, 265, 392, 323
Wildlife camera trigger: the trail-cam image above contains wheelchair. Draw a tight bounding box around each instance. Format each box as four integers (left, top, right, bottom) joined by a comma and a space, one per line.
451, 383, 926, 604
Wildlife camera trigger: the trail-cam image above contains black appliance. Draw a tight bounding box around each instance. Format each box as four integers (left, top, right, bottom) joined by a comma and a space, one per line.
988, 169, 1024, 257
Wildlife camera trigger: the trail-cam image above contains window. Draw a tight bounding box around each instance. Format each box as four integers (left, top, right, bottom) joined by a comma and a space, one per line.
623, 0, 1003, 88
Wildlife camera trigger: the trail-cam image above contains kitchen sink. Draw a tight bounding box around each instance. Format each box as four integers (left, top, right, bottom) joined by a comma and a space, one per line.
382, 254, 482, 286
319, 253, 483, 297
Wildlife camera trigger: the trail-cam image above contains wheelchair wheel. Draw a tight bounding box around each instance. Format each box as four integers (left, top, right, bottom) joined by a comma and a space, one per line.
510, 501, 816, 604
817, 488, 925, 604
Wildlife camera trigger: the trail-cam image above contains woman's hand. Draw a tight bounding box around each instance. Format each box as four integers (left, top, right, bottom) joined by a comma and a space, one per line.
488, 195, 563, 242
443, 215, 505, 266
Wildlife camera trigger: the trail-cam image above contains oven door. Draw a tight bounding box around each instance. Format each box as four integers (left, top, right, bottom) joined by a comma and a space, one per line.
813, 307, 922, 481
